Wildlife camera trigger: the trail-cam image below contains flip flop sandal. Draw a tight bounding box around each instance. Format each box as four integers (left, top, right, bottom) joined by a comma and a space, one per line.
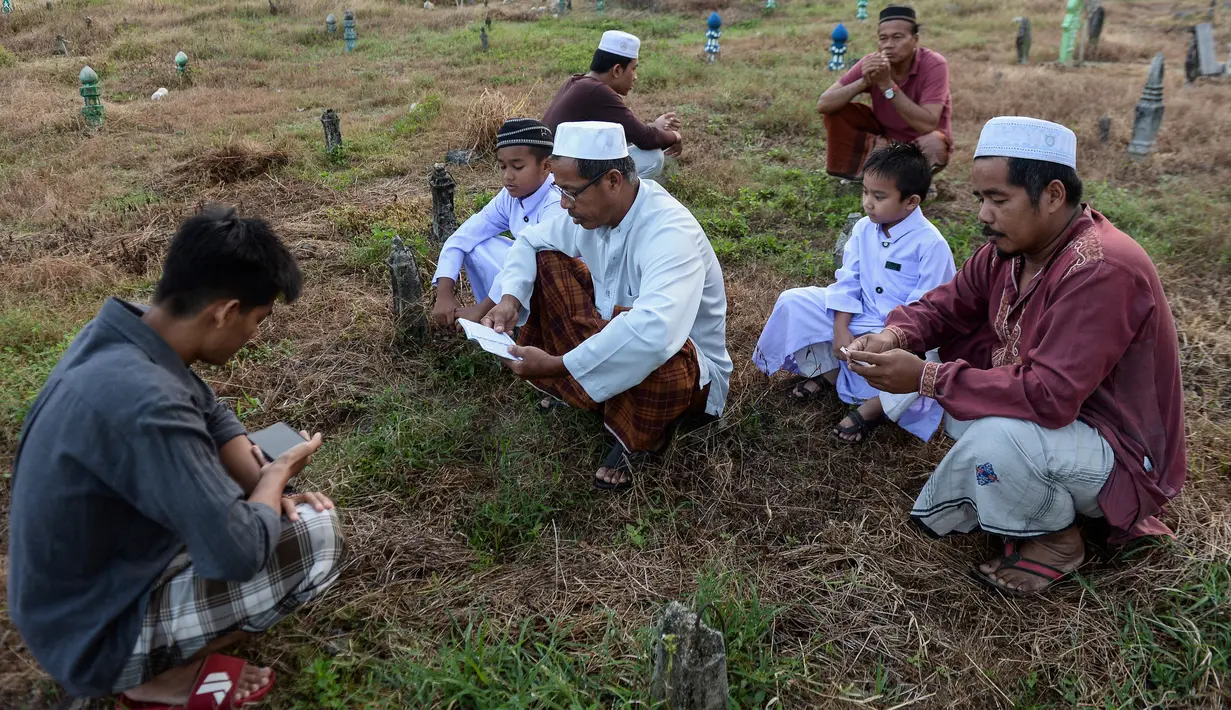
787, 376, 829, 402
968, 540, 1080, 597
115, 654, 276, 710
593, 442, 639, 492
829, 407, 881, 445
536, 396, 569, 414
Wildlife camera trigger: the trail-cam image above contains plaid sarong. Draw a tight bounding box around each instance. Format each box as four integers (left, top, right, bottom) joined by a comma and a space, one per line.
518, 252, 709, 452
111, 505, 345, 693
823, 102, 952, 180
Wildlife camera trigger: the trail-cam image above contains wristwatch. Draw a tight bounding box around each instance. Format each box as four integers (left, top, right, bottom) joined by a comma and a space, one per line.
883, 86, 896, 100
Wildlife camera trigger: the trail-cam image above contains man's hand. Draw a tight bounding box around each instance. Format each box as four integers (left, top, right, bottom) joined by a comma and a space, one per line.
861, 52, 892, 90
665, 132, 683, 158
654, 112, 681, 132
832, 326, 855, 361
847, 330, 899, 355
432, 292, 461, 328
482, 295, 521, 335
256, 431, 323, 484
281, 491, 335, 521
847, 349, 926, 394
503, 345, 568, 379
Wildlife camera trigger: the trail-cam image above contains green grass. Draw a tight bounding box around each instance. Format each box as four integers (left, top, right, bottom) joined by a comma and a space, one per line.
0, 309, 77, 454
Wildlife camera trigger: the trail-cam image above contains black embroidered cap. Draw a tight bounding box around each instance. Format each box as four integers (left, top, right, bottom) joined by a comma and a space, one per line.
495, 118, 554, 151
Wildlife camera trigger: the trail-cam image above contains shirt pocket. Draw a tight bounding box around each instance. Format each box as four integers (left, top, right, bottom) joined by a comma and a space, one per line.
883, 262, 921, 302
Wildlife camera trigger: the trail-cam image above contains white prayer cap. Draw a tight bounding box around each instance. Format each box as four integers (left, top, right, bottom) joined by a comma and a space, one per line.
974, 116, 1078, 170
553, 121, 630, 160
598, 30, 640, 59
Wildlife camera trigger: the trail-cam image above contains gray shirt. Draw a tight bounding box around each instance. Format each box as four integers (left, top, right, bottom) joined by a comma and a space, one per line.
7, 298, 281, 696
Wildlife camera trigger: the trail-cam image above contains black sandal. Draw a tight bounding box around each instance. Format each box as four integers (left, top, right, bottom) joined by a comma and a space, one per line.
830, 407, 882, 445
593, 442, 638, 492
788, 376, 829, 402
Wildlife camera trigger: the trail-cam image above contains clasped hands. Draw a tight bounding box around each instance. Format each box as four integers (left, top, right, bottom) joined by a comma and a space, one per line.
479, 296, 568, 379
860, 51, 894, 92
840, 331, 927, 395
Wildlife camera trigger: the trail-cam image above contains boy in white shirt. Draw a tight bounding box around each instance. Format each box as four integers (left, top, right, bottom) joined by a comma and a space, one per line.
752, 143, 956, 443
432, 119, 567, 327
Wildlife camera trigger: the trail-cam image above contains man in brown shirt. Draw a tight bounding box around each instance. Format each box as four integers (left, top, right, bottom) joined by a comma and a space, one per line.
543, 30, 683, 180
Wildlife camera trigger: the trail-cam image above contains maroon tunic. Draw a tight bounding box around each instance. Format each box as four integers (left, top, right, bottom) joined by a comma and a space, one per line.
884, 207, 1186, 542
542, 75, 677, 151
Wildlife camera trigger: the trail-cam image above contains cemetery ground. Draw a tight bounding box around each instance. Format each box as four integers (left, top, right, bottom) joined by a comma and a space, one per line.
1, 0, 1230, 706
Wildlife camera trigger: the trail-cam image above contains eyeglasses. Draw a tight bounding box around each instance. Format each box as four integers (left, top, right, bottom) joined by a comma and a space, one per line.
553, 172, 608, 206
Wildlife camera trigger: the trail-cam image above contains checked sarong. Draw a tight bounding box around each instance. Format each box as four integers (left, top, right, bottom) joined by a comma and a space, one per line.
518, 251, 709, 453
823, 102, 951, 180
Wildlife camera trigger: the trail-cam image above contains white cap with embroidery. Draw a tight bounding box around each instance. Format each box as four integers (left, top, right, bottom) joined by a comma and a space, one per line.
598, 30, 640, 58
553, 121, 630, 160
974, 116, 1078, 169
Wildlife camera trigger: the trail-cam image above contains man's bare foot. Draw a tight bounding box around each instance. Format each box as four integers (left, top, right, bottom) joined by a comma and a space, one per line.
833, 398, 884, 443
977, 526, 1085, 594
122, 659, 271, 706
594, 464, 630, 486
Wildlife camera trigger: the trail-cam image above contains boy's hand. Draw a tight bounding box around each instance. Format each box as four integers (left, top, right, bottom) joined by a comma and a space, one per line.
281, 491, 335, 521
432, 293, 461, 328
832, 327, 855, 361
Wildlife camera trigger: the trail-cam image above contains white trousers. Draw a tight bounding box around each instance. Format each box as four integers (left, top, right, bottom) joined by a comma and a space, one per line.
628, 145, 665, 180
911, 416, 1114, 538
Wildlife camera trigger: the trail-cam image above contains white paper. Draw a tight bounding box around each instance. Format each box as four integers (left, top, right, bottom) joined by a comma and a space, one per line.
458, 319, 522, 361
840, 346, 873, 368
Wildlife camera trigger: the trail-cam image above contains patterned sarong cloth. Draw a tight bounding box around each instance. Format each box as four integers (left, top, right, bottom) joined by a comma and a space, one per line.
823, 103, 952, 180
111, 506, 345, 693
518, 251, 709, 452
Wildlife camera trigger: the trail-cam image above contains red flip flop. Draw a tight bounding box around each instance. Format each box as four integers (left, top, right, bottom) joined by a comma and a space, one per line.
968, 539, 1082, 597
115, 654, 276, 710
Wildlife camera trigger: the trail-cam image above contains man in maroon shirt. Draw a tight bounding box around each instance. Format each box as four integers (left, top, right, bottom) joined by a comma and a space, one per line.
543, 30, 683, 180
817, 5, 953, 180
845, 117, 1186, 596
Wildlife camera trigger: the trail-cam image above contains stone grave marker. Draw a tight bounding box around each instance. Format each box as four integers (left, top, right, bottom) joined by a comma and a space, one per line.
388, 236, 429, 346
429, 164, 458, 243
833, 213, 861, 268
1195, 23, 1225, 75
321, 109, 342, 153
1128, 53, 1165, 157
649, 603, 728, 710
1014, 17, 1031, 64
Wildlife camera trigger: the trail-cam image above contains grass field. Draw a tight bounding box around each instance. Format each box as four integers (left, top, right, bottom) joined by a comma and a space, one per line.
2, 0, 1230, 707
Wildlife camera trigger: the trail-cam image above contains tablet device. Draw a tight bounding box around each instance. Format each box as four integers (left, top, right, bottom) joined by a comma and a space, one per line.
248, 422, 307, 462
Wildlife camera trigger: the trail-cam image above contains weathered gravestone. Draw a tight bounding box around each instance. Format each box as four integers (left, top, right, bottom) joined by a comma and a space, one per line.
480, 26, 488, 51
1195, 23, 1225, 75
54, 34, 69, 55
321, 108, 343, 153
326, 13, 337, 33
1097, 115, 1111, 145
833, 213, 862, 268
1058, 0, 1081, 64
649, 603, 728, 710
1087, 4, 1105, 56
175, 51, 188, 76
1128, 53, 1165, 157
445, 148, 477, 166
1014, 17, 1031, 64
388, 236, 429, 346
429, 164, 458, 243
344, 10, 357, 53
856, 0, 868, 22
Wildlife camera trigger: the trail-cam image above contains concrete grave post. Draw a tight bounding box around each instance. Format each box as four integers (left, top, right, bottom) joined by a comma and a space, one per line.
429, 164, 458, 244
79, 65, 105, 129
1087, 3, 1105, 57
650, 603, 728, 710
388, 236, 430, 347
480, 26, 488, 51
856, 0, 868, 22
1128, 53, 1165, 157
704, 12, 721, 63
344, 10, 357, 52
1185, 27, 1201, 83
829, 23, 850, 71
1014, 17, 1031, 64
55, 34, 69, 54
174, 51, 188, 76
326, 13, 337, 33
321, 108, 343, 154
1195, 23, 1224, 75
1097, 115, 1111, 145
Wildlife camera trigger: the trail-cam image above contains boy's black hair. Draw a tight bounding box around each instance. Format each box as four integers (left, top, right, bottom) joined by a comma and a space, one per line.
153, 206, 302, 317
496, 143, 553, 162
863, 142, 932, 201
590, 48, 635, 74
996, 156, 1084, 208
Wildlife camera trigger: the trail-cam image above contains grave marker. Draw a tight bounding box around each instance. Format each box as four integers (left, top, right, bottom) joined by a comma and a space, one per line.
1087, 3, 1105, 56
1185, 28, 1201, 83
1097, 115, 1111, 145
326, 13, 337, 34
1195, 23, 1225, 75
856, 0, 868, 22
344, 10, 357, 52
55, 34, 69, 55
1128, 53, 1164, 157
175, 51, 188, 77
480, 26, 488, 51
704, 12, 720, 63
1014, 17, 1031, 64
321, 108, 343, 153
388, 236, 429, 347
649, 603, 728, 710
1058, 0, 1081, 64
833, 213, 861, 267
429, 164, 458, 244
829, 23, 850, 71
79, 65, 105, 129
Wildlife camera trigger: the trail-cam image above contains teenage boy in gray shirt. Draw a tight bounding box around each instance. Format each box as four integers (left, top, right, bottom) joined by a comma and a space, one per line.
8, 207, 345, 706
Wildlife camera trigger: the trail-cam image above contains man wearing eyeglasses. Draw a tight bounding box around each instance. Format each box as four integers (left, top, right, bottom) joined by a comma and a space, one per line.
483, 121, 731, 491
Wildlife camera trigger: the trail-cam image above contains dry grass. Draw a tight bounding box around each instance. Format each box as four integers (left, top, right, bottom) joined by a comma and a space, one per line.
1, 0, 1230, 708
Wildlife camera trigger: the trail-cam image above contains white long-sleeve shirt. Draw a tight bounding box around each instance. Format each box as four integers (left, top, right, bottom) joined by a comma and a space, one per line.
500, 179, 732, 416
432, 174, 565, 286
828, 206, 956, 329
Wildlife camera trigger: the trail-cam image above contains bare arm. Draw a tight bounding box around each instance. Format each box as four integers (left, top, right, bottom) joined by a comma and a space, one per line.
817, 77, 868, 115
219, 434, 262, 495
886, 93, 943, 135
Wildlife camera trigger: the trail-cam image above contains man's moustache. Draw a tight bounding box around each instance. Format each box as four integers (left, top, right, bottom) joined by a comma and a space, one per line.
982, 226, 1006, 239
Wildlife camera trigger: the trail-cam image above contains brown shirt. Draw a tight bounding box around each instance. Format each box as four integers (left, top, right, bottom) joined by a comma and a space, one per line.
543, 75, 676, 151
